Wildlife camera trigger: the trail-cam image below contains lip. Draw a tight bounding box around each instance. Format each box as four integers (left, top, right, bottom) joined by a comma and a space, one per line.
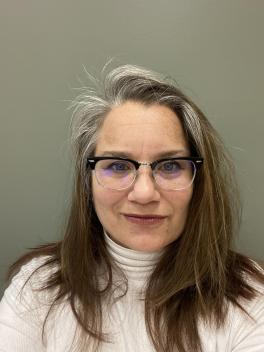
122, 213, 167, 225
123, 213, 166, 218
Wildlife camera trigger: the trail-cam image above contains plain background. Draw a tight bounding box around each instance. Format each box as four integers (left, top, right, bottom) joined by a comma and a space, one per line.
0, 0, 263, 297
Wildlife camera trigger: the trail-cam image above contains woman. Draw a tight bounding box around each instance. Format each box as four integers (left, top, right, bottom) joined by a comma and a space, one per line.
0, 64, 263, 352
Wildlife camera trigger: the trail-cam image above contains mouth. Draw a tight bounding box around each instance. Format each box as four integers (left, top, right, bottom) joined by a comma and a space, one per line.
122, 213, 167, 225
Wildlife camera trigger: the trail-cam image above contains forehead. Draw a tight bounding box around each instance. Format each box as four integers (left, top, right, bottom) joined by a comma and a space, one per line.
95, 101, 189, 157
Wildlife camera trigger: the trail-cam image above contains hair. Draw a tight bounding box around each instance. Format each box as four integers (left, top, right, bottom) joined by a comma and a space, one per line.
8, 64, 264, 351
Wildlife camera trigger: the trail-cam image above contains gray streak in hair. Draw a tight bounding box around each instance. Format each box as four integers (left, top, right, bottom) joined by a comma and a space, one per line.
69, 64, 205, 179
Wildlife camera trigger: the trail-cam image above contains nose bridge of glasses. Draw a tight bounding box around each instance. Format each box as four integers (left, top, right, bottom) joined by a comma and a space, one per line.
135, 161, 155, 176
137, 161, 152, 168
132, 161, 155, 184
132, 163, 158, 194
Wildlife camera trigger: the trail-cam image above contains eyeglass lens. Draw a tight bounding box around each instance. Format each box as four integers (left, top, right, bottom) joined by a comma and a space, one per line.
95, 159, 196, 190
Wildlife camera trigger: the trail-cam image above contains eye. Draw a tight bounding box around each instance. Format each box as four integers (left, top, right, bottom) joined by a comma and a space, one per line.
109, 161, 130, 172
159, 160, 182, 173
101, 160, 134, 175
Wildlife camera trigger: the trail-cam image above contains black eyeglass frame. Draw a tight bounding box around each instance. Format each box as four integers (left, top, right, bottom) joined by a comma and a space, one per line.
86, 156, 203, 191
86, 156, 203, 170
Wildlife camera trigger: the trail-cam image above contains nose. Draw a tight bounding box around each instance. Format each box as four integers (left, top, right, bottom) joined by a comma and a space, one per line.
127, 167, 160, 203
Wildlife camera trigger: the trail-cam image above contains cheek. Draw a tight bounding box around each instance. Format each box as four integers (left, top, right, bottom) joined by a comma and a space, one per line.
92, 183, 107, 215
92, 177, 104, 216
170, 188, 193, 220
92, 178, 123, 221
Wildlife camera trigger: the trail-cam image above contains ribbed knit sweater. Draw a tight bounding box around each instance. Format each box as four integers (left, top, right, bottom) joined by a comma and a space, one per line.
0, 234, 264, 351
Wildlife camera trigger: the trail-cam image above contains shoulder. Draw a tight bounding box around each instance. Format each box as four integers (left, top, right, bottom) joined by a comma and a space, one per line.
3, 255, 59, 313
200, 267, 264, 351
200, 259, 264, 351
9, 255, 55, 286
227, 286, 264, 350
224, 260, 264, 350
0, 257, 74, 351
232, 258, 264, 321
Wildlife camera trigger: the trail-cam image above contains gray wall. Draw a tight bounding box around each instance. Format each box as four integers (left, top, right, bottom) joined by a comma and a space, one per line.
1, 0, 263, 296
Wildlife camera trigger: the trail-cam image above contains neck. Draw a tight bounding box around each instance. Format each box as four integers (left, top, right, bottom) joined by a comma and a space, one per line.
104, 230, 163, 282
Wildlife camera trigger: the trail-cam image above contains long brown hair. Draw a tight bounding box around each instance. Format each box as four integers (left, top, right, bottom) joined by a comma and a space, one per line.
8, 64, 264, 351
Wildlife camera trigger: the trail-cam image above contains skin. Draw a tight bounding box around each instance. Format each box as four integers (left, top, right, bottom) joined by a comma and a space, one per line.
92, 101, 193, 252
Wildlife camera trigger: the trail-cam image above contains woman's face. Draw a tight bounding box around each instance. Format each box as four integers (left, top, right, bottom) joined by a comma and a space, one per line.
92, 101, 193, 252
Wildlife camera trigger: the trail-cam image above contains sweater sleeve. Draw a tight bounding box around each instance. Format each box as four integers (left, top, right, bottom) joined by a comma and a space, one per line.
231, 283, 264, 351
0, 258, 50, 352
232, 298, 264, 352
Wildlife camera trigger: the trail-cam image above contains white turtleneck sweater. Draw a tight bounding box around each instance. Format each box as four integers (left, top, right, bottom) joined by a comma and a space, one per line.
0, 234, 264, 351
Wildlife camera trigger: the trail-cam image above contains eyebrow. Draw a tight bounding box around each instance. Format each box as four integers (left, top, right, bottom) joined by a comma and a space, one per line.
98, 150, 190, 159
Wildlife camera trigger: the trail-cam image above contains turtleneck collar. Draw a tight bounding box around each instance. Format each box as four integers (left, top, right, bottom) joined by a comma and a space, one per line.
104, 231, 163, 281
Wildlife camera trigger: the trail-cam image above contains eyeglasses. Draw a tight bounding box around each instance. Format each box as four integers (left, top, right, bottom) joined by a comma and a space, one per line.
86, 156, 203, 191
